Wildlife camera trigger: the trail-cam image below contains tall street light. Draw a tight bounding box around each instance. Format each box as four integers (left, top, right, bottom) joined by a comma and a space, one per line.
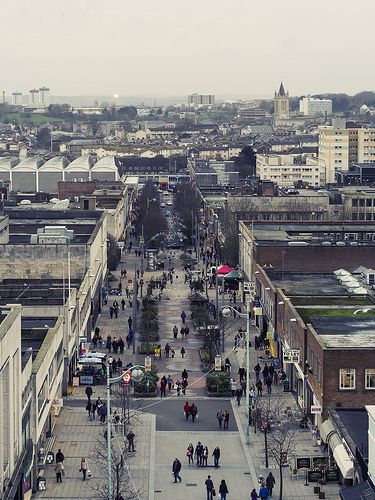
106, 364, 145, 499
221, 302, 251, 445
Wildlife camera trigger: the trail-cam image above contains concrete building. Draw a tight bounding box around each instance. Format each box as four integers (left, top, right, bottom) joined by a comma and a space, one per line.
11, 156, 45, 192
318, 127, 375, 184
11, 92, 23, 106
188, 93, 215, 107
239, 221, 375, 281
274, 82, 290, 123
38, 87, 50, 107
188, 161, 218, 187
38, 156, 70, 193
336, 162, 375, 186
256, 153, 320, 187
208, 159, 239, 186
28, 89, 39, 106
299, 96, 332, 116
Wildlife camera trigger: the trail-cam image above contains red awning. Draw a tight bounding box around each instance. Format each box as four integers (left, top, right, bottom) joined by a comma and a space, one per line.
216, 265, 234, 275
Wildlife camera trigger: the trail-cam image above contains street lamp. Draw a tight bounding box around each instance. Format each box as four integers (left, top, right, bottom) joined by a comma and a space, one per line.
106, 364, 145, 499
221, 302, 251, 445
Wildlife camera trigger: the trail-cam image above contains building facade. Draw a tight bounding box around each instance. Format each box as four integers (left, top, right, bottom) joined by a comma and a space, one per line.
274, 82, 290, 123
299, 96, 332, 116
256, 153, 320, 187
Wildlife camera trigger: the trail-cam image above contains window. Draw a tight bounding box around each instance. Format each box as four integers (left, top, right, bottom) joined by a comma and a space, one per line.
366, 199, 373, 207
359, 199, 365, 207
339, 369, 356, 390
352, 199, 358, 207
365, 369, 375, 389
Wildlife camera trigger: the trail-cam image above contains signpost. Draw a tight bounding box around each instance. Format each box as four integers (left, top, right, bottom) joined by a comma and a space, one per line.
311, 405, 322, 414
123, 372, 131, 385
145, 356, 152, 372
283, 348, 301, 364
215, 356, 222, 371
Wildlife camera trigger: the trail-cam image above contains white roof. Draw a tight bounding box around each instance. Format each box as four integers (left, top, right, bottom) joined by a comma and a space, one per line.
65, 156, 96, 171
12, 156, 45, 171
39, 156, 70, 171
0, 157, 19, 170
91, 156, 117, 172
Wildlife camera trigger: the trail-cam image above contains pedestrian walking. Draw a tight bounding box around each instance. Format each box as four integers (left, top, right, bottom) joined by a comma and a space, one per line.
160, 378, 167, 398
236, 387, 243, 406
176, 380, 181, 396
112, 338, 118, 354
256, 379, 263, 396
99, 403, 107, 423
205, 475, 215, 500
128, 317, 132, 329
202, 446, 209, 466
212, 446, 220, 467
85, 385, 93, 401
230, 378, 237, 397
238, 366, 245, 382
266, 472, 275, 497
262, 363, 269, 382
56, 449, 65, 464
217, 410, 223, 429
173, 325, 178, 338
254, 363, 261, 381
121, 298, 126, 310
225, 358, 231, 373
80, 458, 89, 481
172, 458, 182, 483
54, 461, 64, 483
223, 409, 230, 429
90, 401, 96, 421
114, 306, 118, 319
259, 484, 269, 500
164, 343, 171, 358
182, 368, 188, 381
187, 443, 194, 464
181, 310, 187, 324
250, 488, 259, 500
180, 346, 186, 358
106, 336, 112, 352
118, 337, 124, 354
265, 376, 272, 394
190, 403, 198, 422
219, 479, 229, 500
109, 306, 114, 319
86, 400, 93, 420
167, 374, 173, 391
181, 378, 188, 395
184, 401, 190, 420
195, 441, 203, 465
127, 430, 135, 452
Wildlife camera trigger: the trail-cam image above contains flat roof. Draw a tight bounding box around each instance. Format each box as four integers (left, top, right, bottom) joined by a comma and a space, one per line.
0, 279, 80, 306
21, 316, 57, 359
336, 409, 368, 459
266, 271, 349, 296
310, 317, 375, 348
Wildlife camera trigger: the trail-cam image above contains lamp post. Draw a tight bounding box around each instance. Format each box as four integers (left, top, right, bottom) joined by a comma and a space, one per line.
221, 302, 251, 444
106, 364, 145, 499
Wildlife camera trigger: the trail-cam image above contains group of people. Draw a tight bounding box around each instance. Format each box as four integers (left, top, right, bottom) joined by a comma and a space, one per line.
105, 335, 125, 354
183, 401, 198, 422
184, 443, 221, 468
159, 369, 189, 397
252, 472, 276, 499
216, 409, 230, 429
54, 448, 90, 483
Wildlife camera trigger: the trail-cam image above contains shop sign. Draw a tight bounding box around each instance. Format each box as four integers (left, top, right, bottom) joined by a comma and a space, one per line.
145, 356, 152, 372
283, 348, 300, 364
253, 306, 263, 316
311, 405, 322, 414
80, 375, 94, 385
215, 356, 222, 371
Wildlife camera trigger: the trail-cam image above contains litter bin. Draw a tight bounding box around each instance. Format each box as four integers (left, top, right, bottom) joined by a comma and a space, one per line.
283, 379, 291, 392
37, 477, 47, 491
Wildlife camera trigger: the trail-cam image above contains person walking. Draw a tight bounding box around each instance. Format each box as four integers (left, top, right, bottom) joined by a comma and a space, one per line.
212, 446, 220, 468
184, 401, 190, 420
127, 430, 135, 452
205, 475, 215, 500
86, 400, 93, 420
167, 374, 173, 391
187, 443, 194, 464
90, 400, 96, 421
259, 483, 269, 500
250, 488, 259, 500
182, 368, 188, 381
190, 403, 198, 422
238, 366, 245, 382
225, 358, 231, 373
180, 346, 186, 358
223, 410, 230, 429
219, 479, 229, 500
172, 458, 182, 483
128, 316, 132, 330
262, 363, 269, 383
266, 472, 275, 497
85, 385, 93, 401
265, 376, 273, 394
54, 461, 64, 483
180, 310, 187, 324
236, 387, 243, 406
176, 380, 181, 396
118, 337, 125, 354
173, 325, 178, 338
256, 379, 263, 396
230, 379, 237, 397
254, 363, 261, 381
164, 343, 171, 358
106, 336, 112, 353
195, 441, 203, 466
109, 306, 114, 319
99, 403, 107, 423
121, 298, 126, 310
160, 378, 167, 398
80, 458, 89, 481
181, 378, 188, 395
56, 449, 65, 464
217, 410, 224, 429
202, 446, 209, 466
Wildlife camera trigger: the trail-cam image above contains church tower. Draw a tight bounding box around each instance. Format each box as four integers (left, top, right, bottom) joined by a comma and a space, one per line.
274, 81, 290, 122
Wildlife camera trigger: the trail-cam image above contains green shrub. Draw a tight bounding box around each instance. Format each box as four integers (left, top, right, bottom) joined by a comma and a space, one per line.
134, 367, 159, 393
138, 342, 159, 354
206, 372, 230, 393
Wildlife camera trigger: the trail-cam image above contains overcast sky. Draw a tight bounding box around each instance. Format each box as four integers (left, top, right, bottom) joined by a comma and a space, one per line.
3, 0, 375, 99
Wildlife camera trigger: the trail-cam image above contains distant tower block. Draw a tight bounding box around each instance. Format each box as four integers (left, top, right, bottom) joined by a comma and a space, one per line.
274, 81, 290, 121
29, 88, 40, 106
12, 92, 23, 105
39, 87, 50, 107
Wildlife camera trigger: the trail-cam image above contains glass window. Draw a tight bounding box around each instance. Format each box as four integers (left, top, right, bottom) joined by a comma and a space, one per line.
366, 213, 373, 221
359, 199, 365, 207
366, 199, 373, 207
365, 369, 375, 389
352, 199, 358, 207
339, 369, 356, 390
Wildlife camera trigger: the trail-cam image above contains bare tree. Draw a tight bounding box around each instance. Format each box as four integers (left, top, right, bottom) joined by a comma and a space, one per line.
256, 394, 299, 500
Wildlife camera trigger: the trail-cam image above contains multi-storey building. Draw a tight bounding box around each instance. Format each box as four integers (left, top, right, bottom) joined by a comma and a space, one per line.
28, 89, 39, 106
39, 86, 50, 107
188, 93, 215, 107
318, 127, 375, 184
299, 96, 332, 116
256, 153, 320, 187
11, 92, 22, 106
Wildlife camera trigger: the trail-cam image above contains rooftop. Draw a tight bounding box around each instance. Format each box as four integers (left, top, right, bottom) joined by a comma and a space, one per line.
0, 279, 80, 306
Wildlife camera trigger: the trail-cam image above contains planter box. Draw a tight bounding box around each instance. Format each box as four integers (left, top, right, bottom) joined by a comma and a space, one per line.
206, 388, 232, 397
313, 486, 320, 494
319, 492, 325, 499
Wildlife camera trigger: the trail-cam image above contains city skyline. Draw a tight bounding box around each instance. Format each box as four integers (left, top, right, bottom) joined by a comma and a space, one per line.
3, 0, 375, 97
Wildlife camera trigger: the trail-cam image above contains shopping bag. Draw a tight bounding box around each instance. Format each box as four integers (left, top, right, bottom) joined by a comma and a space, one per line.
87, 469, 92, 478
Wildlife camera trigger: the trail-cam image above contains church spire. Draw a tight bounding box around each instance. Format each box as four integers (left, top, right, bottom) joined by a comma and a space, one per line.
278, 81, 286, 97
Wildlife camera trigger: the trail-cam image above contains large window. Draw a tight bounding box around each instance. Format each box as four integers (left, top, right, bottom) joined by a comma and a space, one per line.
339, 369, 356, 390
365, 369, 375, 389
